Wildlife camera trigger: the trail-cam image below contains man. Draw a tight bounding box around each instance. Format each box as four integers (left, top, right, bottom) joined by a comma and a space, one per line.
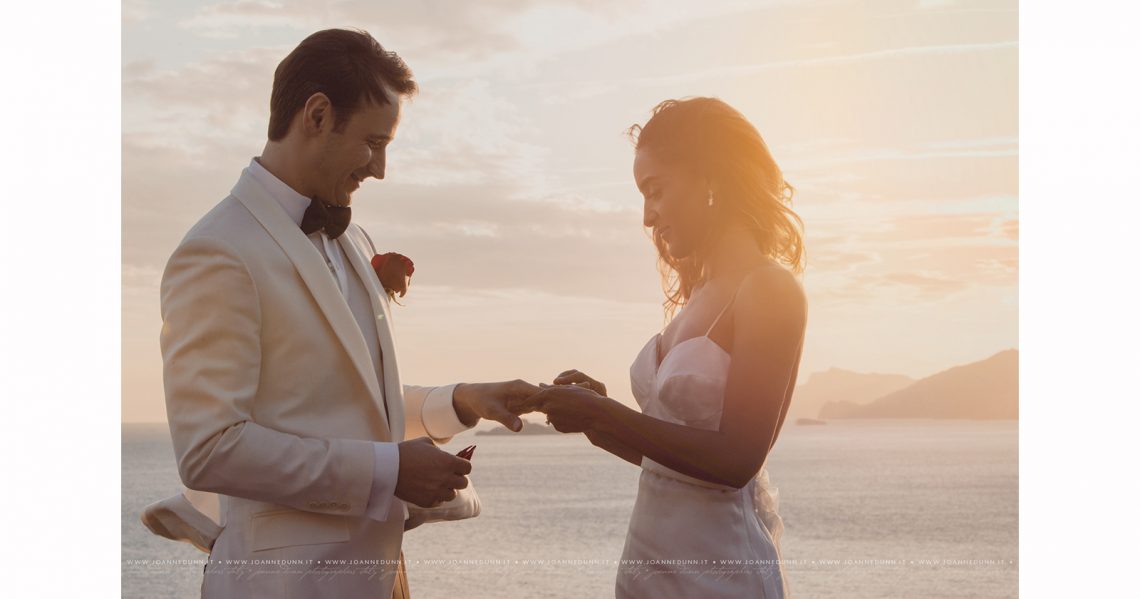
152, 28, 537, 598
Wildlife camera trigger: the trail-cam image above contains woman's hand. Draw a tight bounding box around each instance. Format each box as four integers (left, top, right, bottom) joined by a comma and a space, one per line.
517, 383, 608, 433
552, 369, 607, 397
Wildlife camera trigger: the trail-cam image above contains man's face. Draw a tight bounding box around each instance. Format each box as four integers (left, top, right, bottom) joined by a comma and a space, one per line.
313, 89, 401, 207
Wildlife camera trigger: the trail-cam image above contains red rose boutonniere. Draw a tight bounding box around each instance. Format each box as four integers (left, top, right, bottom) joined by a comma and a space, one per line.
371, 252, 415, 300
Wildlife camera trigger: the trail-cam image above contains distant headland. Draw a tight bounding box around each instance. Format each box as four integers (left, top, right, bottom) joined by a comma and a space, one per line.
796, 349, 1018, 421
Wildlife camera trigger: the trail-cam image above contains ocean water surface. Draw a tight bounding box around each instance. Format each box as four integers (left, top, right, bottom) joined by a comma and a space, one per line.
122, 420, 1017, 598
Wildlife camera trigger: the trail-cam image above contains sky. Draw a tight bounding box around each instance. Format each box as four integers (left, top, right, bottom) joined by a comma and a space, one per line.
121, 0, 1018, 423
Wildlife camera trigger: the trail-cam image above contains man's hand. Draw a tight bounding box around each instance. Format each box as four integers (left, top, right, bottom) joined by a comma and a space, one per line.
394, 437, 471, 508
453, 379, 542, 432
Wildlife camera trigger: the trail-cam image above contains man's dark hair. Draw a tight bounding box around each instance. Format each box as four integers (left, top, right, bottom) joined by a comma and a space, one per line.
267, 28, 417, 141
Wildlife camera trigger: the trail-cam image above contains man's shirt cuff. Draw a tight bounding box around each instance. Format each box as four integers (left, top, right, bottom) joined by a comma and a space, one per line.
421, 383, 471, 439
365, 442, 400, 521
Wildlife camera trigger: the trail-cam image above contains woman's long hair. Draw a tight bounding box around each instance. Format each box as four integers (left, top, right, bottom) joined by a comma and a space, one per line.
627, 97, 805, 319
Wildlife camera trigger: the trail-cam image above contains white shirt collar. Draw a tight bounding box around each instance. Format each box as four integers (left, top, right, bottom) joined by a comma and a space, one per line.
247, 157, 313, 228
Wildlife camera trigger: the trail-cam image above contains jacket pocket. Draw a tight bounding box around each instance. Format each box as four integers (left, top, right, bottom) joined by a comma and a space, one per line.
250, 509, 351, 552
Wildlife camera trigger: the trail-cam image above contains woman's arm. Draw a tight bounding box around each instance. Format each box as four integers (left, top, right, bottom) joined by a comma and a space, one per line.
584, 429, 643, 466
533, 267, 806, 488
544, 372, 642, 466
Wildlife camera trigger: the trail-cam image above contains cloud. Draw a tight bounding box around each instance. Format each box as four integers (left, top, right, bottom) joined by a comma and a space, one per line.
123, 46, 281, 138
123, 0, 151, 24
783, 137, 1018, 168
121, 42, 648, 286
861, 212, 1008, 243
817, 269, 969, 304
1001, 218, 1018, 241
178, 0, 306, 38
803, 207, 1017, 309
542, 40, 1018, 102
347, 179, 659, 303
122, 47, 555, 190
917, 0, 959, 9
787, 155, 1018, 212
174, 0, 642, 61
122, 263, 163, 294
122, 0, 1019, 405
390, 78, 552, 188
782, 140, 1019, 210
122, 124, 658, 303
808, 248, 881, 273
880, 271, 969, 296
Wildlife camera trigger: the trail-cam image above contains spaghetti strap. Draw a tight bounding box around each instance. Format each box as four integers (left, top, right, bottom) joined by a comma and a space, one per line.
705, 282, 745, 336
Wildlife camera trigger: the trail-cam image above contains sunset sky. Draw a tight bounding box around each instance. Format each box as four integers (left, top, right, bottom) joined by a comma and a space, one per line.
121, 0, 1018, 423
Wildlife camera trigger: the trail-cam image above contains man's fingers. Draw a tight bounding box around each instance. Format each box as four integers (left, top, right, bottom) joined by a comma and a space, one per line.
512, 391, 548, 415
439, 488, 458, 503
452, 456, 473, 475
512, 387, 543, 405
516, 379, 543, 394
487, 404, 524, 432
507, 400, 534, 416
451, 475, 469, 490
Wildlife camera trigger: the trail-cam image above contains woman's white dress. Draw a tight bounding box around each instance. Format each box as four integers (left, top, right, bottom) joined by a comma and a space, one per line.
616, 304, 790, 598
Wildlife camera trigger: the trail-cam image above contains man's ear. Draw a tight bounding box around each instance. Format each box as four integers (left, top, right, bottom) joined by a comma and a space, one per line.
301, 92, 333, 135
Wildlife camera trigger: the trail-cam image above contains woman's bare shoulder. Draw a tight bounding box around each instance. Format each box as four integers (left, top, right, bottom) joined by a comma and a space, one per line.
737, 260, 806, 315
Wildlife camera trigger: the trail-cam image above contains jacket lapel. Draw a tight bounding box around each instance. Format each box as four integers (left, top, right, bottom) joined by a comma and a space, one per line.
230, 169, 388, 432
338, 232, 406, 442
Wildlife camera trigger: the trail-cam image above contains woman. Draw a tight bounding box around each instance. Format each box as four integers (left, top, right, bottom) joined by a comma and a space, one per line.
520, 97, 806, 598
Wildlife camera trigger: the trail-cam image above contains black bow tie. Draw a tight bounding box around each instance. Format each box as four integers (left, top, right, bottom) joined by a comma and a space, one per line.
300, 197, 351, 240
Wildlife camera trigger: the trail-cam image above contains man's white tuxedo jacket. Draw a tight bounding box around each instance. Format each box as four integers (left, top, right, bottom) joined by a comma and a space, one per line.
160, 166, 464, 598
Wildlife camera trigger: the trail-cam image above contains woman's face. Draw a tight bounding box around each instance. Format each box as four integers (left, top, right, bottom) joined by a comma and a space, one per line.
633, 148, 715, 260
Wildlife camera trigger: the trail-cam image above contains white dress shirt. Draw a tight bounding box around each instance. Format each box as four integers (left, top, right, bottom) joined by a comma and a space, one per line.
248, 157, 415, 523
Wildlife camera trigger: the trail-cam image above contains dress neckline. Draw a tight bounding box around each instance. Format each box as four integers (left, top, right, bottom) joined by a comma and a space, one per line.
651, 284, 739, 373
652, 332, 731, 374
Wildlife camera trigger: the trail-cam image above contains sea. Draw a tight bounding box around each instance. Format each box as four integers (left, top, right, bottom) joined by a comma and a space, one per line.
122, 420, 1018, 598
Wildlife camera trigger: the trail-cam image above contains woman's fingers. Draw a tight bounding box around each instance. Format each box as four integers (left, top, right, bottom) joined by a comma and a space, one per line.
519, 388, 575, 416
554, 370, 590, 386
554, 369, 591, 383
553, 371, 604, 395
520, 384, 591, 416
544, 409, 589, 434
